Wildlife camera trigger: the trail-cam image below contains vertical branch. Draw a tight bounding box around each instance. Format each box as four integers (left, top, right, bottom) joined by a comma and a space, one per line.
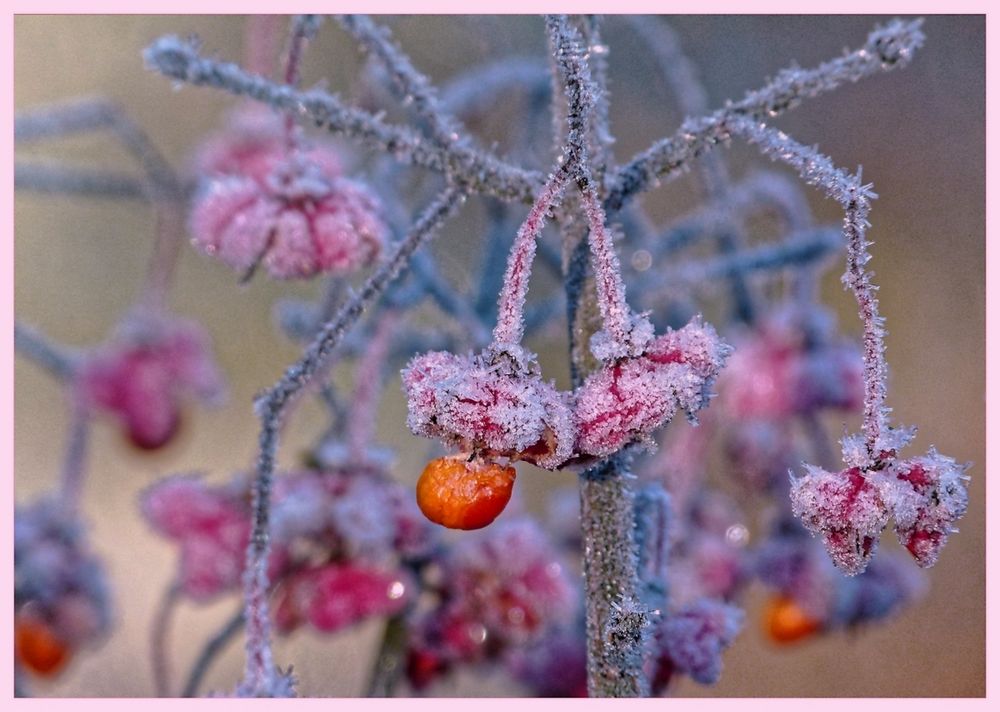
150, 581, 181, 697
547, 14, 646, 697
182, 609, 245, 698
578, 455, 648, 697
365, 613, 409, 697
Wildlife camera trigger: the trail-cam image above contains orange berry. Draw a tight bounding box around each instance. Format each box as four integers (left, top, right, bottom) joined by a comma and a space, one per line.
763, 595, 821, 644
416, 456, 516, 530
15, 615, 70, 677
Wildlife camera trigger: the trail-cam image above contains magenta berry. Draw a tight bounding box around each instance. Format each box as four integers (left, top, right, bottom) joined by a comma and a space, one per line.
77, 314, 224, 451
890, 451, 970, 568
273, 563, 411, 634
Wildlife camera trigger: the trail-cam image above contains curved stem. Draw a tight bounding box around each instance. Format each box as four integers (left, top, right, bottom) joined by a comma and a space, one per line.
150, 581, 181, 697
182, 608, 245, 698
492, 170, 568, 346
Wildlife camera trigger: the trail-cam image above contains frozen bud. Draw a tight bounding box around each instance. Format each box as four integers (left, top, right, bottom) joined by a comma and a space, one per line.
790, 465, 890, 576
273, 563, 411, 634
141, 474, 270, 601
653, 598, 744, 688
890, 450, 970, 568
189, 155, 387, 280
829, 550, 927, 629
192, 105, 341, 184
719, 303, 862, 420
77, 314, 224, 450
575, 317, 729, 458
402, 345, 575, 470
14, 498, 112, 676
444, 518, 576, 647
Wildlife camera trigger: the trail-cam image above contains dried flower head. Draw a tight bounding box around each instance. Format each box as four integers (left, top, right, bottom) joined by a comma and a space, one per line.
189, 154, 387, 280
575, 317, 730, 458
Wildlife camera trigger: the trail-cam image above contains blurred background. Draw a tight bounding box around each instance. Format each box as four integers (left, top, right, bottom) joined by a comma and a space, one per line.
14, 15, 984, 697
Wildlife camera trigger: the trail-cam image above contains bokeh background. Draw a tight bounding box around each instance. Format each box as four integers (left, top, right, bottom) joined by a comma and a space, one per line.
13, 15, 984, 697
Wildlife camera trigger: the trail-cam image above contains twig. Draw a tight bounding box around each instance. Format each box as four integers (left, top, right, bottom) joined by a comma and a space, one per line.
336, 14, 463, 148
238, 186, 464, 693
14, 321, 78, 381
365, 613, 408, 697
144, 37, 542, 203
182, 608, 245, 698
15, 162, 148, 200
727, 116, 886, 461
605, 19, 925, 212
150, 581, 181, 697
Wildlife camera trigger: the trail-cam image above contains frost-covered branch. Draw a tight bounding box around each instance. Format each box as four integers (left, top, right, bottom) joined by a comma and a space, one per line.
15, 162, 149, 200
144, 36, 542, 203
606, 19, 925, 212
727, 116, 886, 460
336, 14, 463, 148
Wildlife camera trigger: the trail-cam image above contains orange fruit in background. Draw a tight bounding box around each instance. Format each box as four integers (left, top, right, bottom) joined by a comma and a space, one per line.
416, 456, 516, 530
15, 615, 71, 676
764, 595, 821, 644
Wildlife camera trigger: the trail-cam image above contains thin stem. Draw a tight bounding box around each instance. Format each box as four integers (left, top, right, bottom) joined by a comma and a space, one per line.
14, 321, 77, 381
150, 581, 181, 697
347, 309, 397, 461
15, 99, 185, 311
365, 613, 408, 697
605, 19, 925, 212
182, 608, 245, 698
58, 399, 90, 511
440, 57, 549, 120
14, 162, 148, 200
280, 15, 320, 153
144, 37, 542, 204
727, 116, 887, 460
336, 15, 463, 148
548, 15, 637, 353
244, 15, 285, 76
642, 226, 843, 298
492, 170, 568, 346
239, 187, 464, 693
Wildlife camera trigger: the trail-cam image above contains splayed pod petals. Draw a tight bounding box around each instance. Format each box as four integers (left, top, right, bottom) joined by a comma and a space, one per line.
575, 317, 730, 458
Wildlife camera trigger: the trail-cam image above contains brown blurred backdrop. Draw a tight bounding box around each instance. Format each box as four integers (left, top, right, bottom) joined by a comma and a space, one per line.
14, 15, 984, 697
